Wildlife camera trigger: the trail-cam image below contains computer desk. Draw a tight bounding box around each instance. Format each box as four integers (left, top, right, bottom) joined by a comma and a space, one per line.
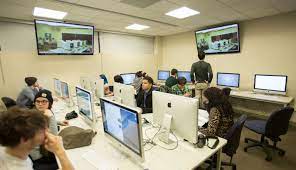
53, 98, 227, 170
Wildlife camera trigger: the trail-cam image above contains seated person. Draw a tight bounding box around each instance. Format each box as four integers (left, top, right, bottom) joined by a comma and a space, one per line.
165, 68, 178, 88
199, 87, 234, 138
171, 77, 191, 97
0, 107, 74, 170
114, 75, 124, 84
99, 74, 108, 85
16, 77, 41, 108
222, 87, 231, 98
136, 76, 154, 114
132, 71, 143, 94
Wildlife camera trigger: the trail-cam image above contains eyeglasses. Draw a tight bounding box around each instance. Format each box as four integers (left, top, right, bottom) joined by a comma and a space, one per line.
35, 100, 49, 104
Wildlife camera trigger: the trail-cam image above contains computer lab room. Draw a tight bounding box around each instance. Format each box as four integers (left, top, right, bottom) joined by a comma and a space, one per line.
0, 0, 296, 170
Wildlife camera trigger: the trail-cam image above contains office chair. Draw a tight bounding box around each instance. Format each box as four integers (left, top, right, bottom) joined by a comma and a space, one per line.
1, 97, 16, 109
205, 114, 247, 170
244, 106, 294, 161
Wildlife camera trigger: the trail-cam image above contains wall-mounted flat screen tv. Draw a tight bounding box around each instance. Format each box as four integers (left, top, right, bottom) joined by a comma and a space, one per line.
34, 20, 94, 55
195, 23, 240, 55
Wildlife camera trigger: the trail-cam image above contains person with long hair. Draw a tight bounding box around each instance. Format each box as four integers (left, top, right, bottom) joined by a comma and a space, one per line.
199, 87, 234, 137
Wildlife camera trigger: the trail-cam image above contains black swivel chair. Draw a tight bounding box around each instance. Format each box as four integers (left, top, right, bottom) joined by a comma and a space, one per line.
205, 114, 247, 170
1, 97, 17, 109
244, 106, 294, 161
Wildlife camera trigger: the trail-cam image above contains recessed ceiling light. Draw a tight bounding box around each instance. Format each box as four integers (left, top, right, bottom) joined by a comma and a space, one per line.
125, 24, 150, 30
166, 7, 200, 19
33, 7, 67, 20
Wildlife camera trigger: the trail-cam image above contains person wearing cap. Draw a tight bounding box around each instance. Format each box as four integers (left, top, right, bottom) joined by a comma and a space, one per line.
16, 77, 42, 108
30, 89, 68, 168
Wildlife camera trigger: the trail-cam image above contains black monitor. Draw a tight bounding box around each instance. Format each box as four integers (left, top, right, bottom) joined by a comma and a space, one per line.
177, 71, 192, 83
158, 70, 170, 80
120, 73, 136, 85
216, 72, 240, 88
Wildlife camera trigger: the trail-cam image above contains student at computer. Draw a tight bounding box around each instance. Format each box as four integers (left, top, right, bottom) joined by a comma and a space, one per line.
16, 77, 42, 108
199, 87, 234, 138
114, 75, 124, 84
136, 76, 154, 114
165, 68, 178, 88
190, 51, 213, 107
132, 71, 143, 94
171, 77, 191, 97
0, 107, 74, 170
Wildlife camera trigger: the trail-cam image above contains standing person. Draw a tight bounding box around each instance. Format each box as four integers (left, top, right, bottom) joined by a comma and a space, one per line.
132, 71, 143, 94
16, 77, 42, 108
165, 68, 178, 88
136, 76, 154, 114
0, 107, 74, 170
190, 51, 213, 107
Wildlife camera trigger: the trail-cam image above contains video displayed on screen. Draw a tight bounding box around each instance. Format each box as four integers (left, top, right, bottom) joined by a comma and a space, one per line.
121, 73, 136, 85
217, 73, 240, 88
195, 24, 240, 54
158, 70, 170, 80
34, 20, 94, 55
61, 82, 69, 98
178, 71, 192, 83
102, 101, 140, 155
254, 75, 287, 92
76, 87, 93, 120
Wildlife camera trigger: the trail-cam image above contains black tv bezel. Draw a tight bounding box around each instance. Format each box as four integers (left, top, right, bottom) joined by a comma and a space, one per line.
157, 70, 170, 80
34, 19, 95, 55
253, 74, 288, 93
216, 72, 240, 88
194, 23, 240, 55
100, 98, 143, 157
177, 71, 192, 83
120, 73, 136, 85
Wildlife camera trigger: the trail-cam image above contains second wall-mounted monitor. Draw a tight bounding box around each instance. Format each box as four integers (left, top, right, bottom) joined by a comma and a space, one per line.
120, 73, 136, 85
254, 74, 288, 95
217, 72, 240, 88
158, 70, 170, 81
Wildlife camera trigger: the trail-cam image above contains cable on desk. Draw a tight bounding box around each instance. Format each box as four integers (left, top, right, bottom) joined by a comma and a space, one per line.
154, 130, 179, 150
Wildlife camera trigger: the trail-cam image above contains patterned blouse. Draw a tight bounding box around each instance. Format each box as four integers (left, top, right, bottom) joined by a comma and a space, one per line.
199, 107, 234, 138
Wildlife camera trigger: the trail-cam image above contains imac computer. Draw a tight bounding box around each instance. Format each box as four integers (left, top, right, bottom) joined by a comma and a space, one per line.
80, 76, 91, 91
76, 86, 96, 129
113, 82, 137, 108
152, 91, 199, 144
177, 71, 192, 83
157, 70, 170, 81
54, 78, 62, 97
254, 74, 288, 95
100, 97, 144, 162
216, 72, 240, 89
89, 78, 104, 102
120, 73, 136, 85
60, 81, 73, 106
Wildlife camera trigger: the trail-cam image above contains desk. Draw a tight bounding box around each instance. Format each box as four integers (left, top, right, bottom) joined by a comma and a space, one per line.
53, 99, 226, 170
230, 90, 294, 116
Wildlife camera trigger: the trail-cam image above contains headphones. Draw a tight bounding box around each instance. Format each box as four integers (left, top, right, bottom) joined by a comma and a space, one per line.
197, 134, 219, 149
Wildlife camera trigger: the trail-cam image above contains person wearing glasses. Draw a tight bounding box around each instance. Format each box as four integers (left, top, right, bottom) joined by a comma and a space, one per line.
30, 89, 68, 169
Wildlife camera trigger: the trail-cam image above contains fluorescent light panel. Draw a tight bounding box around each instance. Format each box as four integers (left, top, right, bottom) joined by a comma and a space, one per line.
166, 7, 200, 19
33, 7, 67, 19
125, 24, 150, 30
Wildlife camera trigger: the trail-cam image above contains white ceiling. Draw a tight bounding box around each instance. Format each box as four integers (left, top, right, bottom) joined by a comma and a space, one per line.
0, 0, 295, 36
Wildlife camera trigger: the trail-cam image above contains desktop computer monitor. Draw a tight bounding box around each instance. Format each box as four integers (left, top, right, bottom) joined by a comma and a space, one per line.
152, 91, 199, 144
158, 70, 170, 81
113, 82, 136, 108
100, 97, 144, 162
217, 72, 240, 88
177, 71, 192, 83
76, 86, 96, 129
120, 73, 136, 85
89, 78, 104, 101
54, 78, 62, 97
80, 76, 91, 90
61, 81, 70, 99
254, 74, 288, 95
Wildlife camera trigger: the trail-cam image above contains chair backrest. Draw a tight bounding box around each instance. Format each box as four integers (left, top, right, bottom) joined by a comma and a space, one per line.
265, 106, 294, 138
1, 97, 16, 109
223, 114, 247, 157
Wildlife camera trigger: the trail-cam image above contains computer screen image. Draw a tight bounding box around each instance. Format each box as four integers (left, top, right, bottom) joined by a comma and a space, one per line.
61, 81, 70, 98
177, 71, 192, 83
76, 86, 94, 121
254, 74, 288, 95
120, 73, 136, 85
54, 78, 62, 96
100, 98, 144, 161
217, 72, 240, 88
158, 70, 170, 80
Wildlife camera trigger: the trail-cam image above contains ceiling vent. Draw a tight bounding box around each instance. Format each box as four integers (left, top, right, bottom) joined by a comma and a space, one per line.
120, 0, 161, 8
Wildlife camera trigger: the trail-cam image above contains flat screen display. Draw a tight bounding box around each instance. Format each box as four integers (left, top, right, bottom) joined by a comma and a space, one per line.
254, 74, 287, 92
177, 71, 192, 83
76, 87, 93, 120
158, 70, 170, 80
217, 72, 240, 88
61, 81, 70, 98
120, 73, 136, 85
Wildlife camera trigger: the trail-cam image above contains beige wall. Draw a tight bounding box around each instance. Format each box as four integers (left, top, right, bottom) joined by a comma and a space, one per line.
160, 12, 296, 122
0, 22, 157, 99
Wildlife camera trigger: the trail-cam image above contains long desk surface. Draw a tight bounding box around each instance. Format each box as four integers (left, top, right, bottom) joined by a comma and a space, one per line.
53, 99, 227, 170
